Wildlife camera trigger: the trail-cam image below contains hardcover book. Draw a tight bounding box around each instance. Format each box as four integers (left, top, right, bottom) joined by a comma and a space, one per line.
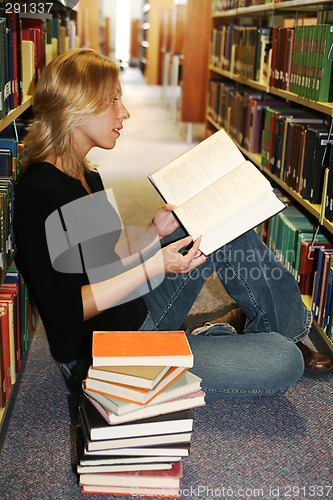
148, 129, 285, 256
83, 371, 202, 417
80, 395, 194, 441
85, 389, 205, 425
85, 365, 188, 405
87, 365, 171, 390
92, 330, 193, 368
79, 460, 183, 489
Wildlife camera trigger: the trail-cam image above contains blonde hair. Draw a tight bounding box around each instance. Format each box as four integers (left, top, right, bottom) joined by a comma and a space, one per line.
22, 49, 119, 177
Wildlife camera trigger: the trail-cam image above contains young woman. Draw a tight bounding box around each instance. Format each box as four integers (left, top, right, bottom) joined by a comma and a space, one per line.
13, 49, 331, 399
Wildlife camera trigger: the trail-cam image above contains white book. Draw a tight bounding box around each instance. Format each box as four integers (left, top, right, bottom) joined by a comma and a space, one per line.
148, 128, 285, 255
86, 389, 205, 425
81, 484, 181, 496
83, 371, 202, 416
87, 365, 171, 390
85, 366, 188, 405
80, 396, 194, 441
79, 454, 182, 465
77, 462, 173, 474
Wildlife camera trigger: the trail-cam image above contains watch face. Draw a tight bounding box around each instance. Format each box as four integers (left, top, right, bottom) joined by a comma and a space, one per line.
60, 0, 79, 9
62, 0, 79, 8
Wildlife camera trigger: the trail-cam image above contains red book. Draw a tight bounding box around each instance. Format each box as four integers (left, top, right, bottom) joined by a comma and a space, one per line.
21, 22, 44, 83
0, 295, 18, 384
79, 460, 183, 489
0, 284, 21, 371
0, 317, 6, 409
0, 304, 11, 398
298, 240, 333, 296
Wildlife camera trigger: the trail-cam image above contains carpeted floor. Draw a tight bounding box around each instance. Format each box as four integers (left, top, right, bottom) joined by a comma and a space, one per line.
0, 68, 332, 499
0, 319, 332, 500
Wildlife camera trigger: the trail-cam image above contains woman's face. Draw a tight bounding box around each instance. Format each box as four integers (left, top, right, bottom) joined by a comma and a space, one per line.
74, 83, 130, 156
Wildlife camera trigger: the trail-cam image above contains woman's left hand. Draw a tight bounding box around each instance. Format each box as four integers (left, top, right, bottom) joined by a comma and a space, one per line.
151, 204, 179, 238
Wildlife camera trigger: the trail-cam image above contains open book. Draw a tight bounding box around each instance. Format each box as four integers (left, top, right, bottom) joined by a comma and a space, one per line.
148, 129, 285, 255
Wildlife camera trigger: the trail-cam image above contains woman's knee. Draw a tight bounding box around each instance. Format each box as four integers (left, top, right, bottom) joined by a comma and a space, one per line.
187, 331, 304, 398
267, 334, 304, 393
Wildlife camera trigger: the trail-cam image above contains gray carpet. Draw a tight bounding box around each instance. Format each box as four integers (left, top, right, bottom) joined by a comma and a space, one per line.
0, 319, 332, 499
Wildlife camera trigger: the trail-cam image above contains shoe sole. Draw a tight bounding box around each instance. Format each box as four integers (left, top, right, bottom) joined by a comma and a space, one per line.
303, 367, 332, 378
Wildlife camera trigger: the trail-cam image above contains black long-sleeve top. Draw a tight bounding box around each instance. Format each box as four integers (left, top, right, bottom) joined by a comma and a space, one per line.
13, 162, 147, 363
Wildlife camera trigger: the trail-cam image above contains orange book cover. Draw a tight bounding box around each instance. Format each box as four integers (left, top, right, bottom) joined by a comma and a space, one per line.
86, 366, 188, 406
92, 331, 193, 368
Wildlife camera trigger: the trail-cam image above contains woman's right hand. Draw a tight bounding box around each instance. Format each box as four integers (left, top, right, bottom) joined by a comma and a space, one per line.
82, 235, 208, 321
147, 235, 207, 277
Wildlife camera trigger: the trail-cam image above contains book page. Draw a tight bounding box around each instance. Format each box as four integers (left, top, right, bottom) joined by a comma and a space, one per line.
173, 161, 285, 254
148, 129, 245, 206
174, 161, 271, 234
198, 193, 285, 255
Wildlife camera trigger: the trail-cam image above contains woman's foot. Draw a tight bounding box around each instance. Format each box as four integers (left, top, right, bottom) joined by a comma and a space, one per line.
296, 341, 332, 378
186, 307, 247, 335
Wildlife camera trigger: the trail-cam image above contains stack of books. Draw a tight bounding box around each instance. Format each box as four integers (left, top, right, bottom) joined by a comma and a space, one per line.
77, 330, 205, 496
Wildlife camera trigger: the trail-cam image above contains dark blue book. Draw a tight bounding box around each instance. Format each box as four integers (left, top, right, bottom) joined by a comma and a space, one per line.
310, 130, 330, 205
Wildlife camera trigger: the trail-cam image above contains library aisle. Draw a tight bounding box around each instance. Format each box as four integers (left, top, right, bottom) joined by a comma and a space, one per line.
0, 68, 332, 500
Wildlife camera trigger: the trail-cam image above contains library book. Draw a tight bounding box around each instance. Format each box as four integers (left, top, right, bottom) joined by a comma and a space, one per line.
149, 129, 286, 256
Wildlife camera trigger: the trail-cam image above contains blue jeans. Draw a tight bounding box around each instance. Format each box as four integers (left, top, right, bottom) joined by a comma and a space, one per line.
140, 228, 310, 401
61, 228, 310, 399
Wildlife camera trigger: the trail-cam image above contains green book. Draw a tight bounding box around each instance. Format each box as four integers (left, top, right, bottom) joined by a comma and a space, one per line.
314, 24, 333, 102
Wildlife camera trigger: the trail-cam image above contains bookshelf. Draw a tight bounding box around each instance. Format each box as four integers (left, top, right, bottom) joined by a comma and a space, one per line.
0, 0, 79, 431
181, 0, 211, 141
206, 0, 333, 360
144, 0, 174, 85
0, 96, 33, 132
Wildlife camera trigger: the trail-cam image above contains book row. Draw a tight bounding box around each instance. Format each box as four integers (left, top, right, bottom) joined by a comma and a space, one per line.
257, 199, 333, 339
210, 24, 271, 85
212, 0, 272, 11
0, 132, 24, 180
0, 4, 78, 120
0, 7, 23, 117
272, 24, 333, 102
0, 175, 14, 272
210, 23, 333, 103
261, 107, 332, 212
77, 331, 205, 496
212, 1, 330, 13
312, 247, 333, 339
0, 269, 33, 412
207, 82, 333, 218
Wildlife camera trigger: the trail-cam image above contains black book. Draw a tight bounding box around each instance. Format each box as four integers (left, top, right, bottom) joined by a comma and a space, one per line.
79, 395, 194, 442
310, 130, 330, 205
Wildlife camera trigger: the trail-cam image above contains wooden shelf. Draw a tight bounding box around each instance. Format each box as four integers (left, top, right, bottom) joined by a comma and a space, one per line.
309, 321, 333, 361
209, 65, 333, 116
301, 297, 333, 360
273, 0, 333, 11
209, 65, 269, 92
212, 0, 333, 18
0, 96, 33, 133
269, 88, 333, 117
